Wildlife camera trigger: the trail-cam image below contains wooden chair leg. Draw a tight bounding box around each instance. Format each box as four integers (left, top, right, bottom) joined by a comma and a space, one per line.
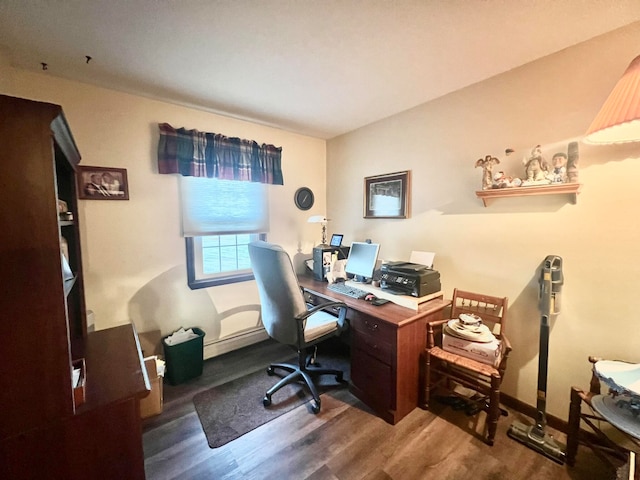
423, 351, 432, 409
566, 386, 583, 466
486, 374, 500, 446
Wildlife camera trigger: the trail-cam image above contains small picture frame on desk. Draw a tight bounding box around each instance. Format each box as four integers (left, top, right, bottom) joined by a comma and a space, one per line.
77, 166, 129, 200
364, 170, 410, 219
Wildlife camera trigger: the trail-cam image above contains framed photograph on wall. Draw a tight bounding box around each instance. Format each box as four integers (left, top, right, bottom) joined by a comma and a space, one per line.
364, 170, 410, 219
77, 166, 129, 200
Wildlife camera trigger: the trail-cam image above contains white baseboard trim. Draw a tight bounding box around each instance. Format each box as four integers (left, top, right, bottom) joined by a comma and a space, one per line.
203, 327, 269, 359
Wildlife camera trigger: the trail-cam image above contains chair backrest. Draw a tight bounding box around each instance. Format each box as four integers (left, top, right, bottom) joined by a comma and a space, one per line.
450, 288, 508, 337
248, 241, 309, 346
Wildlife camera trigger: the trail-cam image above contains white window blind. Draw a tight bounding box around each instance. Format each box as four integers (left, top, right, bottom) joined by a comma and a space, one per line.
180, 176, 269, 236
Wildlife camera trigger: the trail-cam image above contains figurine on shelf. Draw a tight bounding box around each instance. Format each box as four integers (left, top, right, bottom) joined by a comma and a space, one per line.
567, 141, 579, 183
492, 171, 522, 188
547, 152, 568, 184
522, 144, 551, 185
475, 155, 500, 190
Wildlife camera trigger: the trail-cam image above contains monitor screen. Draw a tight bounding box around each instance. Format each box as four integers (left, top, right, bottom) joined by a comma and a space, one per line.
345, 242, 380, 282
330, 234, 343, 247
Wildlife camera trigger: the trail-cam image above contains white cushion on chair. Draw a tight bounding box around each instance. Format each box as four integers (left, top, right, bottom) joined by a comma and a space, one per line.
304, 311, 339, 342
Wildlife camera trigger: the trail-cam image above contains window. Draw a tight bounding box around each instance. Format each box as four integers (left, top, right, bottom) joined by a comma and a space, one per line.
185, 233, 265, 288
182, 177, 269, 289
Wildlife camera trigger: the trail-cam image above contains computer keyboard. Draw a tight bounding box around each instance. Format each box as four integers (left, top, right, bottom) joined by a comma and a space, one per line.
327, 282, 368, 299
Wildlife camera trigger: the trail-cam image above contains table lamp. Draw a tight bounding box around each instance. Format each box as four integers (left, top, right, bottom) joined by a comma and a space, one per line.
307, 215, 328, 246
584, 54, 640, 144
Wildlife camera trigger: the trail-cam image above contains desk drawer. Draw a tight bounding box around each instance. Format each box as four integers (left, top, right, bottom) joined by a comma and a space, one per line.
351, 348, 393, 410
349, 312, 395, 340
352, 330, 393, 365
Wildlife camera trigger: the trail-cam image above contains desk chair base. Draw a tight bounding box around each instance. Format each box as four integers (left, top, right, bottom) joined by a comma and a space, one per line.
263, 357, 344, 414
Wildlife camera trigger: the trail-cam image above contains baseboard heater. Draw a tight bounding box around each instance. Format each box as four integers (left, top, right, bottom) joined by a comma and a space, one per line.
203, 327, 268, 359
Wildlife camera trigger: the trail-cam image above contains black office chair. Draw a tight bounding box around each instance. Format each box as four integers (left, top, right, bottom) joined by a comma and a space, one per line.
248, 240, 349, 413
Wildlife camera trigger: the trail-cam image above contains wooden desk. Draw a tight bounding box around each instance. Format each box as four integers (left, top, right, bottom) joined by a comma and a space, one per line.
298, 276, 450, 424
0, 324, 149, 480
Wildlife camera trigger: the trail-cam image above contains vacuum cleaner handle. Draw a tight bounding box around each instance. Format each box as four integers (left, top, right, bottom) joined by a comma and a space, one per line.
539, 255, 563, 316
507, 255, 567, 464
534, 255, 564, 432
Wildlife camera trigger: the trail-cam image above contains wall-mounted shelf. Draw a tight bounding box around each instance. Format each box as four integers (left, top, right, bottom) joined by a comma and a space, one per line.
475, 183, 582, 207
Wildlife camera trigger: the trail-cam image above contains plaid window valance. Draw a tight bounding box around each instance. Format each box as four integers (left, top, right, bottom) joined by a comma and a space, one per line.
157, 123, 284, 185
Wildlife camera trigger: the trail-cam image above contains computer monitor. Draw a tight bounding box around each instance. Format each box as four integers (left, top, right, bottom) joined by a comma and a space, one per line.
345, 241, 380, 283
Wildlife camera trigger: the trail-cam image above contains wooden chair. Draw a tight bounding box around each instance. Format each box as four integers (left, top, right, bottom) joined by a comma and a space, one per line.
423, 288, 511, 445
567, 356, 640, 476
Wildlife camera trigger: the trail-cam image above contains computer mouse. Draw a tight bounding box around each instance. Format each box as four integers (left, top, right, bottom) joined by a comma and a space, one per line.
364, 293, 377, 302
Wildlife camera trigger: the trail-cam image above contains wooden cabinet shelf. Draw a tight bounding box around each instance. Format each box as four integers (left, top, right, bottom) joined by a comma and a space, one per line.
475, 183, 582, 207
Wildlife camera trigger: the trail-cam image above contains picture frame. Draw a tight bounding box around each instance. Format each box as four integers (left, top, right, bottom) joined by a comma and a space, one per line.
77, 166, 129, 200
364, 170, 410, 219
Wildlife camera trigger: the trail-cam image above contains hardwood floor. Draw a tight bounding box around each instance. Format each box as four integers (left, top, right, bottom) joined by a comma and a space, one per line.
142, 339, 613, 480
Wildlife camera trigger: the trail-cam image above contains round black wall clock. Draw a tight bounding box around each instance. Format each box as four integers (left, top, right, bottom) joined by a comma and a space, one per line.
294, 187, 314, 210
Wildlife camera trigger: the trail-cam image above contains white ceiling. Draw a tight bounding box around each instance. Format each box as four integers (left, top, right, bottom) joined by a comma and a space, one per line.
1, 1, 640, 139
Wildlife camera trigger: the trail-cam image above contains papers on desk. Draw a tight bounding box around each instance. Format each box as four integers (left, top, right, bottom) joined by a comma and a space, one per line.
144, 355, 166, 377
72, 365, 82, 388
155, 357, 166, 377
409, 251, 435, 269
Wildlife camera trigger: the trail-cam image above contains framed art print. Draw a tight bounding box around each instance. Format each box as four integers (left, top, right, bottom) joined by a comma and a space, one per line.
364, 170, 410, 219
77, 166, 129, 200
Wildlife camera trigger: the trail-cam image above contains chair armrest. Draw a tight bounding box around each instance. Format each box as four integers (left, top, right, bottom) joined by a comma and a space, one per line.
300, 301, 347, 317
426, 318, 450, 348
494, 333, 512, 375
297, 301, 348, 328
427, 318, 450, 328
500, 333, 512, 355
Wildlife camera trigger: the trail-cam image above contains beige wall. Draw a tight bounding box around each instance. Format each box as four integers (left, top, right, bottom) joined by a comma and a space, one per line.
327, 22, 640, 420
0, 64, 327, 354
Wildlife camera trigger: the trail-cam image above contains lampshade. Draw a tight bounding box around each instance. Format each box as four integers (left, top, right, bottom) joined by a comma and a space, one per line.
307, 215, 327, 223
307, 215, 328, 245
584, 54, 640, 144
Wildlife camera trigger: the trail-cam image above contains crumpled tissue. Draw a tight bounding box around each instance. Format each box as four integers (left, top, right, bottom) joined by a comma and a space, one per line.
164, 327, 199, 346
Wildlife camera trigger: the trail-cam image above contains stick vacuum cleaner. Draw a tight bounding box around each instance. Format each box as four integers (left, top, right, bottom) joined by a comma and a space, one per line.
507, 255, 566, 464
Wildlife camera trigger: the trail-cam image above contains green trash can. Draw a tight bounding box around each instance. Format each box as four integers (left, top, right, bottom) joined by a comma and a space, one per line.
162, 327, 205, 385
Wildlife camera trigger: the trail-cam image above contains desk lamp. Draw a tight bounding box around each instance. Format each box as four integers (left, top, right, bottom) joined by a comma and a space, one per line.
584, 54, 640, 144
308, 215, 328, 247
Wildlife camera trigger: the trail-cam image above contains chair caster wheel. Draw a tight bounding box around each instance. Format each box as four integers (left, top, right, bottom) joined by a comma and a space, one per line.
311, 401, 321, 414
263, 395, 272, 407
266, 366, 275, 376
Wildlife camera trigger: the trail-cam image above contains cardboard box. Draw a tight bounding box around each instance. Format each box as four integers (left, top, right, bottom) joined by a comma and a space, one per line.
140, 356, 163, 419
138, 330, 162, 357
442, 332, 502, 367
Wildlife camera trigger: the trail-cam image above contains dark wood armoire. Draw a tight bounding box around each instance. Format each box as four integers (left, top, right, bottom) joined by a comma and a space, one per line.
0, 94, 150, 479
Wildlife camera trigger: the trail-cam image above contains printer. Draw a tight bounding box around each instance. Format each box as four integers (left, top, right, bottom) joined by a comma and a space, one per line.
380, 261, 441, 297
